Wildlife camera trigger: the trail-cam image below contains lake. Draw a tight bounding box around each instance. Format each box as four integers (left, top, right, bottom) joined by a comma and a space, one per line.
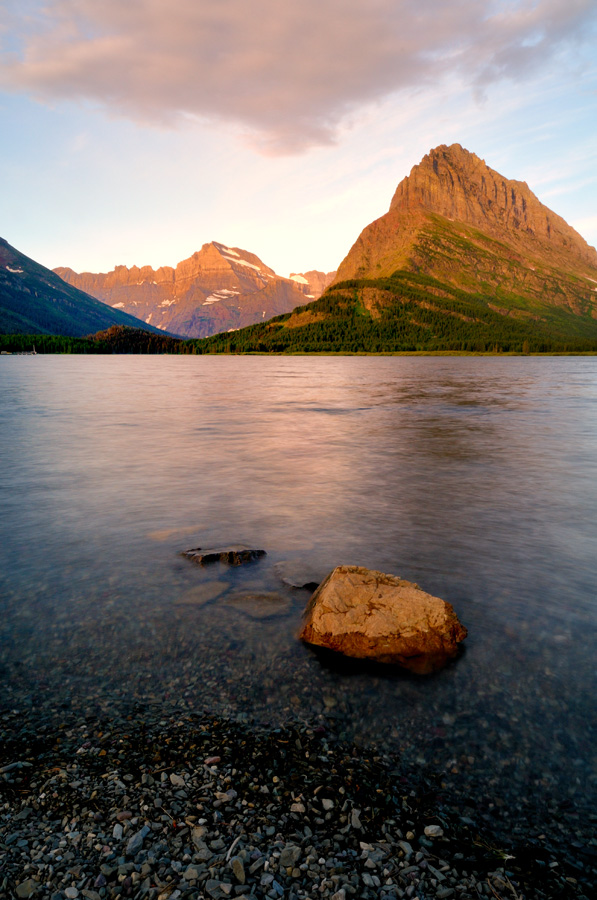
1, 355, 596, 839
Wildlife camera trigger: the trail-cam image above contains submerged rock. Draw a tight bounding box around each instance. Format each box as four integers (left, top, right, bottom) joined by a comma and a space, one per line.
274, 560, 325, 591
223, 591, 292, 620
176, 581, 227, 606
182, 545, 266, 566
299, 565, 467, 674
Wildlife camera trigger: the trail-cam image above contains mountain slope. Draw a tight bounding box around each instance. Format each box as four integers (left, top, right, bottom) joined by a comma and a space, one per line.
191, 145, 597, 352
333, 144, 597, 325
0, 238, 165, 337
55, 243, 321, 338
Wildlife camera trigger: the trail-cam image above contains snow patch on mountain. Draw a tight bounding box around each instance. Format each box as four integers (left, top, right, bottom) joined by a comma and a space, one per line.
203, 288, 241, 305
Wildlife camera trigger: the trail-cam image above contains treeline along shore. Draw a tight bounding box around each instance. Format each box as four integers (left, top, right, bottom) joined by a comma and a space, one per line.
2, 323, 597, 356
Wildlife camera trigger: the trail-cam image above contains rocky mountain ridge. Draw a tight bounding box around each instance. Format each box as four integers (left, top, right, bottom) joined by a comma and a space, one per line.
335, 144, 597, 293
193, 144, 597, 353
55, 244, 332, 339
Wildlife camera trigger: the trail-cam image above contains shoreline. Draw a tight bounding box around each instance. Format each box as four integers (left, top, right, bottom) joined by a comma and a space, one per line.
2, 710, 594, 900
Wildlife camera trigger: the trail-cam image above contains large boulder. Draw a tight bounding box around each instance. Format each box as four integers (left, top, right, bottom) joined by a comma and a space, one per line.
299, 565, 467, 674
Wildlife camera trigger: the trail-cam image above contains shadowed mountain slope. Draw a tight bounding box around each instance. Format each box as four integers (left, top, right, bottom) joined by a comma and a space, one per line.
0, 238, 165, 337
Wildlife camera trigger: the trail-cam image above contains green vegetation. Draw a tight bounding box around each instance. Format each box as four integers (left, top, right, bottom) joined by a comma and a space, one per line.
3, 273, 597, 355
185, 272, 597, 354
0, 326, 185, 355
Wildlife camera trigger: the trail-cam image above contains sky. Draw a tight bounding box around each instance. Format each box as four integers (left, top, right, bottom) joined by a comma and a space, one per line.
1, 0, 596, 279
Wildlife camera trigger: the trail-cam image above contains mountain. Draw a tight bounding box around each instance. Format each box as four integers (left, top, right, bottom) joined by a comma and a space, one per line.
192, 145, 597, 353
55, 243, 323, 338
336, 142, 597, 280
289, 270, 337, 298
0, 238, 166, 337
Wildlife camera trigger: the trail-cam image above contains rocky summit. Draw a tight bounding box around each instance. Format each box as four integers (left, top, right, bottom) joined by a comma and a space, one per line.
335, 143, 597, 281
196, 145, 597, 353
55, 244, 331, 339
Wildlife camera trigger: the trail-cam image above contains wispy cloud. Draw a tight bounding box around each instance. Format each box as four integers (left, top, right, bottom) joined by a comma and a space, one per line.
1, 0, 595, 154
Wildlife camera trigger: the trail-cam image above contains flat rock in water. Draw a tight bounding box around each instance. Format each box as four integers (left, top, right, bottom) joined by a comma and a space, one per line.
176, 581, 227, 606
299, 565, 467, 674
222, 591, 292, 620
182, 545, 266, 566
274, 560, 325, 591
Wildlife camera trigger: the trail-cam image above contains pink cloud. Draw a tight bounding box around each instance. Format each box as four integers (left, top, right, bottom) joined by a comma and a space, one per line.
1, 0, 595, 153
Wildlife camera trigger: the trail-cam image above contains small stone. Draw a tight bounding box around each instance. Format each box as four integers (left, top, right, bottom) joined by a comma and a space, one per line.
170, 773, 186, 787
191, 825, 208, 847
113, 823, 123, 840
16, 881, 38, 899
321, 798, 334, 810
65, 889, 79, 900
126, 825, 149, 856
204, 756, 221, 766
231, 856, 246, 883
332, 891, 346, 900
398, 840, 413, 859
184, 866, 200, 880
351, 809, 362, 829
158, 890, 182, 900
274, 560, 324, 590
279, 844, 301, 867
290, 801, 305, 813
424, 825, 444, 838
116, 810, 133, 822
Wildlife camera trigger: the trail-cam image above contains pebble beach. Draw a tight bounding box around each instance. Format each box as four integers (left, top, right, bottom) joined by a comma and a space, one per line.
2, 676, 596, 900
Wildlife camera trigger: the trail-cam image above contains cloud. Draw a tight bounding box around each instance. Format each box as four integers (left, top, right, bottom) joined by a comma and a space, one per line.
1, 0, 595, 154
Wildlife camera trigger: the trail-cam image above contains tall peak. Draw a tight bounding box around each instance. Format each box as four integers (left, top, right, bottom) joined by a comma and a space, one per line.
386, 144, 595, 266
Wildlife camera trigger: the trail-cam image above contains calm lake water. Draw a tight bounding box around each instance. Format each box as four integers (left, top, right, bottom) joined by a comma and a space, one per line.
1, 355, 596, 831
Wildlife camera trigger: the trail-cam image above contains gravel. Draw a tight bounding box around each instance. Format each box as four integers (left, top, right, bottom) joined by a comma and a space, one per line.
1, 711, 595, 900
